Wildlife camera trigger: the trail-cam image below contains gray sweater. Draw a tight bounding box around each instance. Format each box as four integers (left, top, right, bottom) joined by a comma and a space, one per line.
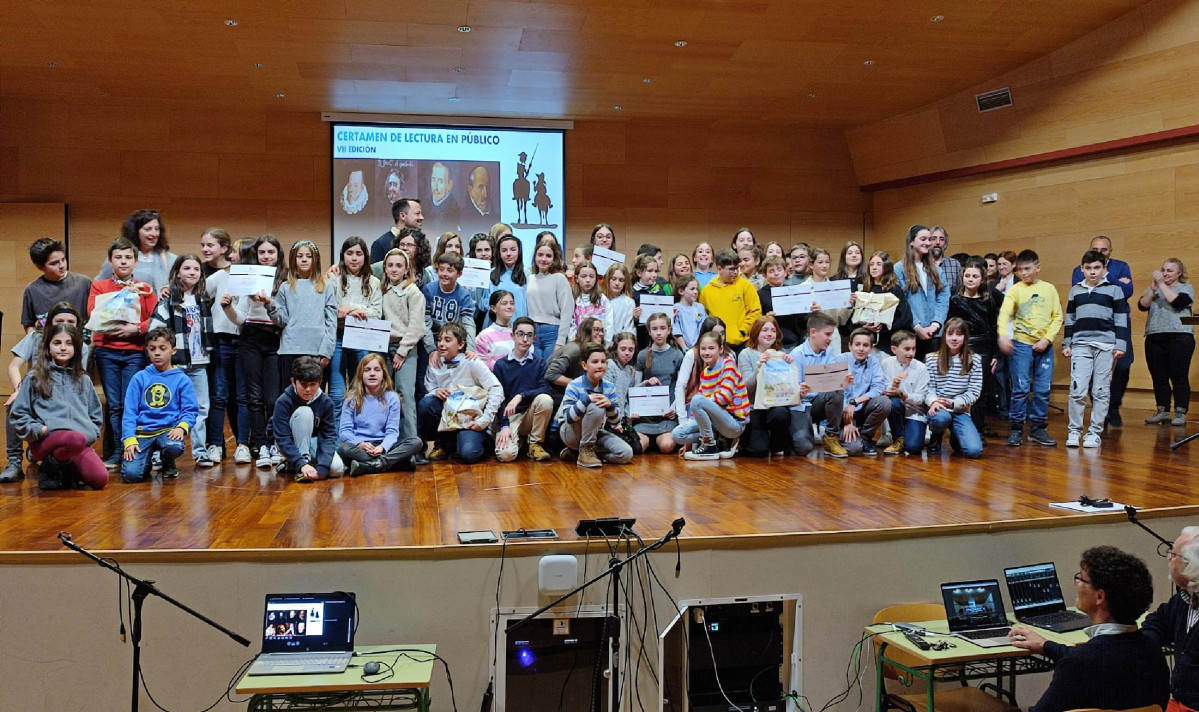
1141, 282, 1195, 335
268, 279, 338, 358
10, 366, 103, 444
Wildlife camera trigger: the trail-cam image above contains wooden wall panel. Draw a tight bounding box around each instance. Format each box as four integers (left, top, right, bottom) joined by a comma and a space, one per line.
0, 203, 65, 394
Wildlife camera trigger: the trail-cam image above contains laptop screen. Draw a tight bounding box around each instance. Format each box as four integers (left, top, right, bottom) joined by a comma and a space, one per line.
261, 593, 356, 654
1005, 563, 1066, 614
940, 580, 1008, 632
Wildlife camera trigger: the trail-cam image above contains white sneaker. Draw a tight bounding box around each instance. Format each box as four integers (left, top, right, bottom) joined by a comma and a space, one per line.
234, 444, 252, 464
269, 444, 282, 465
151, 451, 162, 471
1065, 431, 1081, 448
207, 445, 223, 462
255, 446, 272, 468
1082, 433, 1101, 448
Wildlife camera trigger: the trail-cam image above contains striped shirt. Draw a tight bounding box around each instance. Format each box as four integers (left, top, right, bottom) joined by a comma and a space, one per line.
559, 374, 621, 426
924, 352, 982, 413
695, 356, 751, 421
1063, 278, 1130, 352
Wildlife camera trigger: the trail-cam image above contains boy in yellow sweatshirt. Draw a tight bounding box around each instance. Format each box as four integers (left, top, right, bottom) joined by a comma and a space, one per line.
698, 248, 761, 348
998, 249, 1063, 447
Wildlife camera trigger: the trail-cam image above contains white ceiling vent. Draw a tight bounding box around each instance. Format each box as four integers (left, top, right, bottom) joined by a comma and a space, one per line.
976, 87, 1013, 113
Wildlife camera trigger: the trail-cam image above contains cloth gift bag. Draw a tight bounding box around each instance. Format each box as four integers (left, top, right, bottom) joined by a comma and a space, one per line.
84, 289, 142, 333
438, 385, 489, 431
753, 351, 802, 409
851, 291, 900, 328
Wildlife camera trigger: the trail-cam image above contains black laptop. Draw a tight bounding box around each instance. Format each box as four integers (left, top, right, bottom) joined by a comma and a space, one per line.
1004, 563, 1090, 633
940, 579, 1013, 647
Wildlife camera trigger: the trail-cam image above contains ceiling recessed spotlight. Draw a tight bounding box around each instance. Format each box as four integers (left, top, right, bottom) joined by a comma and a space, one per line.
674, 40, 687, 47
275, 92, 286, 98
252, 62, 264, 68
930, 14, 944, 22
224, 19, 239, 26
642, 78, 651, 83
807, 93, 818, 98
452, 66, 465, 73
760, 115, 769, 121
457, 25, 471, 33
47, 61, 59, 67
863, 60, 875, 66
448, 96, 461, 102
614, 105, 623, 110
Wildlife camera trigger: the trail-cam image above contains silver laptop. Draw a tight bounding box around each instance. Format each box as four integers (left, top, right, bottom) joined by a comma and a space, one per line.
1004, 562, 1090, 632
940, 579, 1013, 648
247, 592, 356, 676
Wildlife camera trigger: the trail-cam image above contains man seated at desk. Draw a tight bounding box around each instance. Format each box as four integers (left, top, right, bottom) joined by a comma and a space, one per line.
1010, 545, 1169, 712
1143, 526, 1199, 712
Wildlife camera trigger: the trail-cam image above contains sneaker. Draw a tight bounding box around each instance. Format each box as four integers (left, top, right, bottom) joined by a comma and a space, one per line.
1006, 430, 1023, 447
161, 459, 179, 479
255, 446, 273, 468
558, 447, 577, 462
104, 455, 123, 472
195, 452, 216, 467
1028, 428, 1057, 447
121, 474, 146, 484
411, 452, 431, 466
718, 437, 739, 459
1082, 432, 1101, 448
151, 451, 162, 472
527, 443, 552, 462
37, 461, 65, 490
428, 446, 449, 461
1065, 431, 1081, 448
1145, 407, 1171, 424
883, 437, 905, 456
234, 444, 252, 464
0, 461, 24, 483
207, 444, 223, 463
876, 432, 893, 448
926, 434, 942, 456
1173, 409, 1188, 427
269, 445, 282, 465
577, 444, 603, 468
822, 433, 848, 459
683, 440, 721, 461
861, 438, 878, 456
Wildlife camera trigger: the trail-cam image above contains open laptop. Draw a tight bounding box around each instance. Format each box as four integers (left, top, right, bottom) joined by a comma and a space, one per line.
247, 592, 356, 676
1004, 562, 1090, 632
940, 579, 1013, 648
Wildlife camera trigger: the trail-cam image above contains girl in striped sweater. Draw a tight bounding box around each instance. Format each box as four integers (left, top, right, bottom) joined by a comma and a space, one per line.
672, 331, 751, 460
924, 317, 983, 458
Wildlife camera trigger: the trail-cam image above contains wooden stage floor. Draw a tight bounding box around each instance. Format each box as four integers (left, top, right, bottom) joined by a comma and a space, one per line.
2, 408, 1196, 558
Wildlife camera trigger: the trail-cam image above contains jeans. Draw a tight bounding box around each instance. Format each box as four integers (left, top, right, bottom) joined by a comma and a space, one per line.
417, 394, 487, 463
789, 391, 844, 455
1146, 333, 1195, 410
95, 347, 146, 459
533, 323, 560, 360
888, 396, 929, 455
927, 410, 983, 458
560, 404, 634, 463
287, 406, 344, 476
241, 325, 281, 451
330, 341, 368, 423
1008, 340, 1053, 429
181, 365, 210, 461
670, 395, 747, 446
207, 335, 249, 449
121, 432, 186, 481
1068, 345, 1113, 436
389, 342, 419, 443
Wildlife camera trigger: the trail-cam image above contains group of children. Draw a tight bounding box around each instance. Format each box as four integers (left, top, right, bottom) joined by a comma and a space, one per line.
2, 209, 1185, 489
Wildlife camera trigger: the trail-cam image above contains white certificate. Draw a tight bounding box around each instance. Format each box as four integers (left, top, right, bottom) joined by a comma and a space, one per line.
226, 265, 277, 297
638, 295, 674, 324
770, 284, 813, 316
342, 317, 391, 353
628, 386, 671, 418
458, 257, 491, 290
813, 280, 853, 311
803, 360, 850, 393
591, 246, 625, 276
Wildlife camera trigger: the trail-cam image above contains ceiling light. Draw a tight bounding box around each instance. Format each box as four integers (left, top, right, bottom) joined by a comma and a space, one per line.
642, 78, 651, 83
252, 62, 264, 68
614, 105, 623, 110
452, 66, 465, 73
457, 25, 471, 33
930, 15, 944, 22
448, 97, 461, 102
807, 93, 818, 98
224, 19, 239, 26
863, 60, 875, 66
47, 61, 59, 67
275, 93, 286, 99
674, 40, 687, 47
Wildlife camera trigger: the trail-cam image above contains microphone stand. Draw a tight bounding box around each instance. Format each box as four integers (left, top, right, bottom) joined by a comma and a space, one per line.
58, 532, 251, 712
1124, 506, 1175, 550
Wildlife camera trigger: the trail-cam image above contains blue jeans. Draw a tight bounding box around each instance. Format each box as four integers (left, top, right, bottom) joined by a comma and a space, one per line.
288, 407, 344, 476
670, 395, 746, 445
533, 323, 560, 360
417, 394, 486, 463
181, 366, 210, 461
329, 341, 367, 423
121, 432, 186, 481
927, 410, 983, 458
95, 347, 146, 459
1008, 341, 1053, 428
207, 335, 249, 449
888, 396, 928, 455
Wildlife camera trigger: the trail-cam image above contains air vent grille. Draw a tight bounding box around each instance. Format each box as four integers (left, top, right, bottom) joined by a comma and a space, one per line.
976, 87, 1012, 113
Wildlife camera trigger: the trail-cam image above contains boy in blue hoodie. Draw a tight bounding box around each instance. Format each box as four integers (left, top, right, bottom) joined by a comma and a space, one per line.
272, 356, 344, 481
121, 327, 198, 482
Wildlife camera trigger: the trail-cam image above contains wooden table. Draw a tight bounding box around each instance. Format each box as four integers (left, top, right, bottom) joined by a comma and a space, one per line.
235, 644, 437, 711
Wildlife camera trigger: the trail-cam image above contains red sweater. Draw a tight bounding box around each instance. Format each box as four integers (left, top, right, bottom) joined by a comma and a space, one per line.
696, 356, 751, 420
88, 279, 157, 351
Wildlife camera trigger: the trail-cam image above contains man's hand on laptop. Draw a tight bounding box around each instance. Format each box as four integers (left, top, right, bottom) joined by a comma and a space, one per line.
1008, 624, 1046, 653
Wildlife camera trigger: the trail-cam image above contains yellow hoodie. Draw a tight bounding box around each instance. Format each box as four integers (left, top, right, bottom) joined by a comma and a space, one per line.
698, 275, 762, 346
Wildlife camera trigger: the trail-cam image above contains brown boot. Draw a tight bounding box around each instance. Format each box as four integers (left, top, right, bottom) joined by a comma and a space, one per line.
883, 436, 905, 456
577, 444, 602, 468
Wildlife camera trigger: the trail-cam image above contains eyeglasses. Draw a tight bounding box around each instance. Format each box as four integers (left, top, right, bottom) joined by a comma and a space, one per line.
513, 331, 535, 340
1073, 572, 1092, 586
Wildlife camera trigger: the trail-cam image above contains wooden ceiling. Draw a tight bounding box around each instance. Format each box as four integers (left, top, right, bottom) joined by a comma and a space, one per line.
0, 0, 1152, 128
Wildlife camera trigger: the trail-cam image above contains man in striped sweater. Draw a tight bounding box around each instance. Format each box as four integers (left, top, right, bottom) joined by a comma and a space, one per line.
1063, 250, 1131, 449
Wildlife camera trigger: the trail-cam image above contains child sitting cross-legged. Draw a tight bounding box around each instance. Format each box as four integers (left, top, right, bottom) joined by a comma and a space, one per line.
338, 353, 423, 476
415, 323, 504, 465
